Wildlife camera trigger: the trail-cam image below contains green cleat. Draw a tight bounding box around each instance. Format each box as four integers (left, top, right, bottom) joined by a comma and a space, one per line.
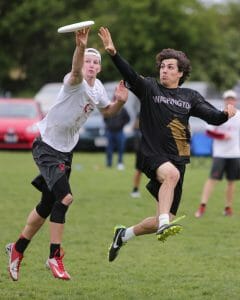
156, 215, 186, 242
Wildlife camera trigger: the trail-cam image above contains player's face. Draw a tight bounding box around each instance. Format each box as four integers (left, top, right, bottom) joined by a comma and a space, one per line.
159, 59, 183, 88
82, 55, 101, 79
224, 97, 237, 107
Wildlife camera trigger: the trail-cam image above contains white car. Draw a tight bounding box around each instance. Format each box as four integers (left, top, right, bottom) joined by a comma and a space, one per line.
34, 82, 63, 115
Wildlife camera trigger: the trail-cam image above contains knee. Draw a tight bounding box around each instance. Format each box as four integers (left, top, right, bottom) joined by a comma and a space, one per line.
167, 168, 180, 184
36, 199, 54, 219
50, 200, 70, 224
61, 193, 73, 206
158, 166, 180, 185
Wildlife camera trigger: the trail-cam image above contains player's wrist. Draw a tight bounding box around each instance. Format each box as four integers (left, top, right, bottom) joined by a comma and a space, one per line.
106, 47, 117, 56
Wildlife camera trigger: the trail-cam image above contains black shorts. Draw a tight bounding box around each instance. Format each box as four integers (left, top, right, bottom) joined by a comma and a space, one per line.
135, 150, 144, 171
31, 138, 73, 200
210, 157, 240, 180
142, 154, 186, 215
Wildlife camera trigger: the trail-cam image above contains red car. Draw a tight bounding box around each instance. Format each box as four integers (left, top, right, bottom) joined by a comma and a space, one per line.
0, 98, 43, 149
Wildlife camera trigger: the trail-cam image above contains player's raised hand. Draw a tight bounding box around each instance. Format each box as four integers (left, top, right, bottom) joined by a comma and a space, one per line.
224, 104, 236, 119
75, 27, 90, 48
98, 27, 116, 56
114, 80, 128, 103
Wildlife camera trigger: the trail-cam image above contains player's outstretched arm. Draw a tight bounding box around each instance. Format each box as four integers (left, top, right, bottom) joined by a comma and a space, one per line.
98, 27, 117, 56
100, 81, 128, 117
68, 27, 90, 86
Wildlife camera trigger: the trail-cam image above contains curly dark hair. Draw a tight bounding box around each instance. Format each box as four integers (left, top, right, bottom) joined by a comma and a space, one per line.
156, 48, 191, 86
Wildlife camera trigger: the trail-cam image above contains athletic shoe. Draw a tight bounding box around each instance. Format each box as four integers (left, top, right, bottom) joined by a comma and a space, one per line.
117, 163, 125, 171
156, 215, 185, 242
5, 243, 23, 281
108, 225, 126, 262
224, 207, 233, 216
130, 191, 141, 198
46, 248, 71, 280
195, 204, 206, 218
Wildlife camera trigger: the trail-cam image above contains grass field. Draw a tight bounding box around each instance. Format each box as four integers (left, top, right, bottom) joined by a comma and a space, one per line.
0, 151, 240, 300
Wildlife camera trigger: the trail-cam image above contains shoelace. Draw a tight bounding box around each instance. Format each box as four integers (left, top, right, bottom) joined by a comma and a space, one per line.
56, 255, 65, 271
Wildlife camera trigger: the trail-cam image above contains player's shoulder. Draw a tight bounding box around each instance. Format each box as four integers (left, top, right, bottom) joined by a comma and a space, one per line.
94, 78, 104, 88
179, 86, 199, 95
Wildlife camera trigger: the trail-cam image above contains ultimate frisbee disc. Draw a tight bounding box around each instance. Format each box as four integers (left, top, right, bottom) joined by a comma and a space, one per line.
58, 20, 94, 33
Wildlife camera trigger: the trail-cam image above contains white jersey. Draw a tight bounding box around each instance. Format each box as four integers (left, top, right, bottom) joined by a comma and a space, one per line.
38, 76, 110, 152
206, 110, 240, 158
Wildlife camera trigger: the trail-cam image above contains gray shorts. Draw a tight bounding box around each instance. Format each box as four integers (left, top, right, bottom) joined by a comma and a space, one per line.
210, 157, 240, 180
31, 138, 73, 194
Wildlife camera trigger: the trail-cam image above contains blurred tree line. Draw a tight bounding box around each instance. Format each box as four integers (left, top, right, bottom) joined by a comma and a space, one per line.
0, 0, 239, 96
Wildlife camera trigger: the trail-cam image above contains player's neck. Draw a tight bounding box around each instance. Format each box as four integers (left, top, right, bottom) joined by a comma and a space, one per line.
85, 76, 96, 87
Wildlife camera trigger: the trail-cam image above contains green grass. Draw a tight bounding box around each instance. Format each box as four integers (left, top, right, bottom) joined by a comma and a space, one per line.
0, 151, 240, 300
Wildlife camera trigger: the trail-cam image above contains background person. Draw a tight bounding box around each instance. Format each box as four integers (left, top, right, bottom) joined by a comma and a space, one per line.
104, 105, 130, 170
98, 26, 236, 262
195, 90, 240, 217
130, 113, 143, 197
5, 27, 128, 281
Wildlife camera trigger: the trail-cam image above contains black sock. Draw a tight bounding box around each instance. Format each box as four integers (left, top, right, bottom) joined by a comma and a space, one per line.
15, 235, 30, 254
50, 243, 61, 258
133, 187, 139, 192
201, 203, 206, 207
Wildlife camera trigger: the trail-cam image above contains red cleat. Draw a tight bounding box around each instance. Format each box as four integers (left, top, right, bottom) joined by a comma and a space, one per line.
5, 243, 23, 281
195, 204, 206, 218
46, 249, 71, 280
224, 207, 233, 216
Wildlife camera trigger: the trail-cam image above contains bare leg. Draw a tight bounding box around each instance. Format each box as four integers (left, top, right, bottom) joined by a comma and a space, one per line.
225, 181, 235, 208
133, 169, 142, 189
133, 216, 158, 235
132, 208, 176, 236
21, 208, 46, 240
156, 162, 180, 215
49, 194, 72, 244
200, 178, 218, 204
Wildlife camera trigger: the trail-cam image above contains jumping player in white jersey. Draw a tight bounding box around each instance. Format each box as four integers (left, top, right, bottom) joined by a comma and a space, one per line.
195, 90, 240, 217
5, 27, 128, 281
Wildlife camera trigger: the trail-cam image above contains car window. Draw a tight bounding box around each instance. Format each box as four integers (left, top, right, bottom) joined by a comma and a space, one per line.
0, 102, 38, 118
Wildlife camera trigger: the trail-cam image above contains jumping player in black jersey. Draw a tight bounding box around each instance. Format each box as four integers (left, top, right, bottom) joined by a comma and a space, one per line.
98, 27, 236, 262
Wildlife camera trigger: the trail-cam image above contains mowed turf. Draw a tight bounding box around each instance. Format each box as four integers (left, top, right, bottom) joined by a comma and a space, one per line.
0, 151, 240, 300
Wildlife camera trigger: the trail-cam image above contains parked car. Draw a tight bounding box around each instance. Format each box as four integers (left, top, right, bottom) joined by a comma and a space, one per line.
0, 98, 43, 149
74, 107, 107, 151
34, 82, 63, 115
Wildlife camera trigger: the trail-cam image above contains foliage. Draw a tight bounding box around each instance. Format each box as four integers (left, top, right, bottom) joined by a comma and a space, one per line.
0, 0, 239, 95
1, 152, 240, 299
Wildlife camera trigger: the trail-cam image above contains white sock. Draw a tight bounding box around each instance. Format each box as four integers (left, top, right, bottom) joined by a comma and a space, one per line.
159, 214, 169, 228
122, 226, 135, 242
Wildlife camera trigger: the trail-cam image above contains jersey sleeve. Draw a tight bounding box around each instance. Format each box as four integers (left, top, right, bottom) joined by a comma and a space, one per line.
190, 90, 228, 125
111, 53, 146, 100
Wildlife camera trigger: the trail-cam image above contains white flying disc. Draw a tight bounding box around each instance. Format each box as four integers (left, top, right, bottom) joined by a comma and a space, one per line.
58, 20, 94, 33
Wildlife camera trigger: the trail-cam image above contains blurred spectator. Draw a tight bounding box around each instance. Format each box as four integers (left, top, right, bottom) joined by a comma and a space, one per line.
104, 107, 130, 170
130, 114, 143, 197
195, 90, 240, 217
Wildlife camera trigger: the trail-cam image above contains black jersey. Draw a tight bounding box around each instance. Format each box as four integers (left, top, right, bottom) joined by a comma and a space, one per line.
111, 53, 228, 164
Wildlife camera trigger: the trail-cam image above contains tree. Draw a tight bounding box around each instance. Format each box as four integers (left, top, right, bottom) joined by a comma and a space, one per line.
0, 0, 239, 95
